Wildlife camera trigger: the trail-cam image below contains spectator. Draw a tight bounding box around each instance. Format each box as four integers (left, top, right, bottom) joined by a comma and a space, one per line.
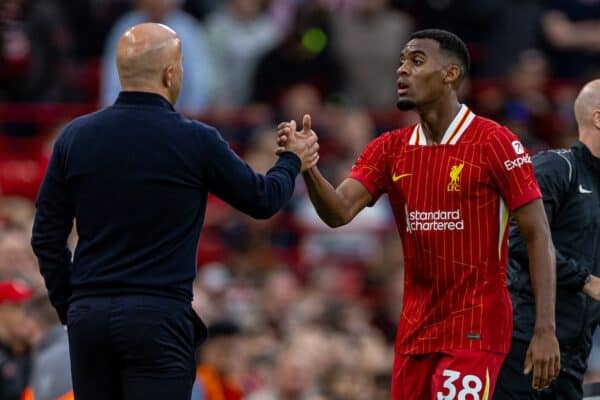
0, 280, 33, 400
541, 0, 600, 78
0, 135, 49, 201
330, 0, 413, 108
502, 49, 553, 152
183, 0, 220, 21
251, 4, 342, 106
394, 0, 544, 77
259, 269, 300, 335
195, 321, 244, 400
0, 0, 76, 102
206, 0, 282, 107
101, 0, 216, 113
57, 0, 131, 61
0, 197, 35, 233
321, 366, 378, 400
247, 346, 319, 400
480, 0, 543, 77
0, 229, 42, 289
21, 296, 72, 400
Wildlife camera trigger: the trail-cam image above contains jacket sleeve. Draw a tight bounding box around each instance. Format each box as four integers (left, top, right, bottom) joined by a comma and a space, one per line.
509, 151, 590, 291
31, 135, 74, 324
201, 127, 301, 219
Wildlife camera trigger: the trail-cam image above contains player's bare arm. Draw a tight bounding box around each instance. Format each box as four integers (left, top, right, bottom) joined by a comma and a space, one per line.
302, 172, 373, 227
277, 115, 373, 227
512, 199, 560, 390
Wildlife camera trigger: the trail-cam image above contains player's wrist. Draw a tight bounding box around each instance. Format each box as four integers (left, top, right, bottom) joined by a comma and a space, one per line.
301, 165, 319, 179
533, 324, 556, 335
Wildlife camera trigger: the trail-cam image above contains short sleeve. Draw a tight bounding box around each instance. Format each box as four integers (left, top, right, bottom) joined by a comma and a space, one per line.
348, 132, 391, 202
485, 127, 541, 211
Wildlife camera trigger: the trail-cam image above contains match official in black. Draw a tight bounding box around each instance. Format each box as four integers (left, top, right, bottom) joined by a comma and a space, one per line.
494, 80, 600, 399
31, 23, 319, 400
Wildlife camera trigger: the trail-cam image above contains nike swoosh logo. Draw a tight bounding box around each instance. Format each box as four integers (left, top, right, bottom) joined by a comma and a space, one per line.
392, 173, 412, 182
579, 184, 593, 194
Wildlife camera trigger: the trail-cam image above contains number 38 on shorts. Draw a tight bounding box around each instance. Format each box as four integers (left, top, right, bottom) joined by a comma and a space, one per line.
391, 350, 504, 400
437, 369, 490, 400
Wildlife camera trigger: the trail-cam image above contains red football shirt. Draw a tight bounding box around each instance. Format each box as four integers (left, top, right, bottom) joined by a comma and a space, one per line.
349, 105, 541, 355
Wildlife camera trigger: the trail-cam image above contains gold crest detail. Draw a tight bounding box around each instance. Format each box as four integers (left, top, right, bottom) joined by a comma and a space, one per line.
447, 163, 464, 192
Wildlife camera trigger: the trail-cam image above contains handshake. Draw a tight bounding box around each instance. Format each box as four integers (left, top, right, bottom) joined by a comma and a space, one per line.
276, 114, 320, 172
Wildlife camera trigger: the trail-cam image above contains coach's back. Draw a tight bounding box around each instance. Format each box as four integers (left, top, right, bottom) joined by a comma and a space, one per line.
30, 22, 319, 400
63, 92, 207, 302
92, 92, 291, 295
31, 23, 316, 326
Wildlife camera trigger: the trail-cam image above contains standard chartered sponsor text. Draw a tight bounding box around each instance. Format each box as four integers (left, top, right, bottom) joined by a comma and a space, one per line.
406, 208, 465, 232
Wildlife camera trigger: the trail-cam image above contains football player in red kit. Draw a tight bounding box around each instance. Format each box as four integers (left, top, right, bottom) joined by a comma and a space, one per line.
277, 29, 560, 399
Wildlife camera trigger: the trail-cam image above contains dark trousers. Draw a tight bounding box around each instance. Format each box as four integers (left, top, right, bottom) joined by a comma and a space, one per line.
67, 295, 207, 400
493, 338, 583, 400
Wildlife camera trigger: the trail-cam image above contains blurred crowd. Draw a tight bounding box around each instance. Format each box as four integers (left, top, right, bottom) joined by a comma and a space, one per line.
0, 0, 599, 399
0, 0, 599, 105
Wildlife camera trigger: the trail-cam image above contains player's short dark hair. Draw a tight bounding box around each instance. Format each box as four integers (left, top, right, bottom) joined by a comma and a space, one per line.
409, 29, 471, 78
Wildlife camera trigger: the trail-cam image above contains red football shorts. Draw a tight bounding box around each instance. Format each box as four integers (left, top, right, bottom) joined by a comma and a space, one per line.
391, 349, 506, 400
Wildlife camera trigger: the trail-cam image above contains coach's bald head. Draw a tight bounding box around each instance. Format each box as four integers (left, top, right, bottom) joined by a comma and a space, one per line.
575, 79, 600, 156
116, 23, 182, 105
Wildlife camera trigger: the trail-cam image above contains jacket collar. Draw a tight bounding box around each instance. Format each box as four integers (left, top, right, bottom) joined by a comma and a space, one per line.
115, 91, 175, 111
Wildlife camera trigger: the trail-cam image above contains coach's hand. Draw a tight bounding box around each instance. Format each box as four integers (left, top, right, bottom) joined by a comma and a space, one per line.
276, 114, 319, 172
525, 328, 560, 390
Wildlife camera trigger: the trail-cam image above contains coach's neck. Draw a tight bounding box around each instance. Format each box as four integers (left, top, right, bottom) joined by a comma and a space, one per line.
120, 83, 172, 105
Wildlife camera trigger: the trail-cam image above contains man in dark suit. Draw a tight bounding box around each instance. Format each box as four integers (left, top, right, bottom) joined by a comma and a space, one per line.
31, 22, 318, 400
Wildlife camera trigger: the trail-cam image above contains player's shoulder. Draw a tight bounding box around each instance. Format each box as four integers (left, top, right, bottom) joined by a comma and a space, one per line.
471, 115, 517, 143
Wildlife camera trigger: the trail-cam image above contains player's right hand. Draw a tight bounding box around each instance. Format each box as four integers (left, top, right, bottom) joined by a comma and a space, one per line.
524, 329, 560, 390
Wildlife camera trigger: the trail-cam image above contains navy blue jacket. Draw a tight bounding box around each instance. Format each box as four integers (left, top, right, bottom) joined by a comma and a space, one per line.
31, 92, 301, 323
508, 141, 600, 380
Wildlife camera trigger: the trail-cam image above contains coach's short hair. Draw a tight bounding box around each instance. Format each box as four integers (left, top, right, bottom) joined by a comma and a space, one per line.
410, 29, 471, 79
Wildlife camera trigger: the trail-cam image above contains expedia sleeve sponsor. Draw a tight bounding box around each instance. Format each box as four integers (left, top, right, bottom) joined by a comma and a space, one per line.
504, 154, 532, 171
406, 207, 465, 232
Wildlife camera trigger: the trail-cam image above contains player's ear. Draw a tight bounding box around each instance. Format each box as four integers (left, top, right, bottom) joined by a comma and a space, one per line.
442, 63, 461, 87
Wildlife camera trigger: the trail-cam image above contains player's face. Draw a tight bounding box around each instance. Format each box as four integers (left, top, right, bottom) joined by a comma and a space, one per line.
396, 39, 449, 111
